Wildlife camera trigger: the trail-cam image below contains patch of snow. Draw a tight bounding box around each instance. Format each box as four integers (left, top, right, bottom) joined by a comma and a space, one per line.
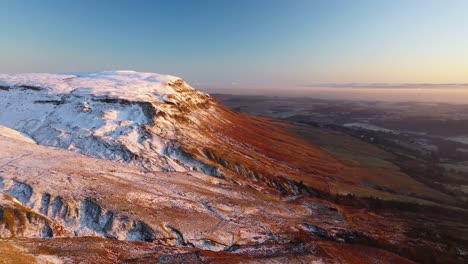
417, 139, 438, 151
344, 122, 397, 133
0, 71, 182, 103
447, 136, 468, 145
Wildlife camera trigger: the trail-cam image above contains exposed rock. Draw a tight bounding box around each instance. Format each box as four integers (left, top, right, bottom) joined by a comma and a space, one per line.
6, 181, 33, 205
301, 223, 328, 238
126, 221, 156, 242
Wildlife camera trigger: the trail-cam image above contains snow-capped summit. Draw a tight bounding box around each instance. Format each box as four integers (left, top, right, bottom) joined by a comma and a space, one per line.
0, 70, 199, 104
0, 71, 215, 172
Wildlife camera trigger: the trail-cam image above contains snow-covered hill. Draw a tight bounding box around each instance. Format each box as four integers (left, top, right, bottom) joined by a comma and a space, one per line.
0, 71, 216, 172
0, 71, 464, 263
0, 71, 452, 202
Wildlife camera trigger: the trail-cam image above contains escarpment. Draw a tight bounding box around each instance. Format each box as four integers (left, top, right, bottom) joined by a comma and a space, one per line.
0, 71, 365, 198
0, 71, 447, 202
0, 71, 464, 263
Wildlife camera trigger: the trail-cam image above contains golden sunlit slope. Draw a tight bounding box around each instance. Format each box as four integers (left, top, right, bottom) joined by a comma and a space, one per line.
172, 99, 453, 206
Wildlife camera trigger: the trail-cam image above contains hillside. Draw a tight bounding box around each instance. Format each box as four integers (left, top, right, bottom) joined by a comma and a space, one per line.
0, 71, 466, 263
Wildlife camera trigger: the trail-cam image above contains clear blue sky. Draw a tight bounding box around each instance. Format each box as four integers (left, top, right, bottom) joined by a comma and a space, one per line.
1, 0, 467, 89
